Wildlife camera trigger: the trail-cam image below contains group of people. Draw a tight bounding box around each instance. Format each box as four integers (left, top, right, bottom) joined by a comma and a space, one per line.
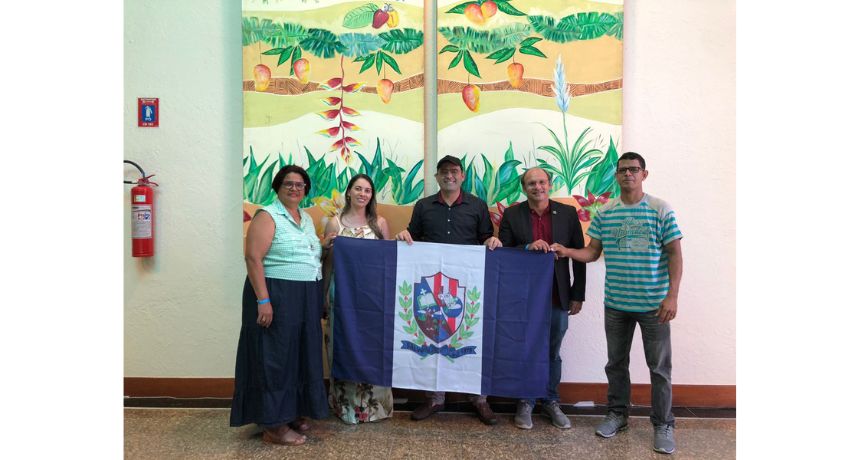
229, 152, 684, 455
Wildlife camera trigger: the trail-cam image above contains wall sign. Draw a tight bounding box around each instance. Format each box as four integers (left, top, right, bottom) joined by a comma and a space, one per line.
138, 98, 159, 127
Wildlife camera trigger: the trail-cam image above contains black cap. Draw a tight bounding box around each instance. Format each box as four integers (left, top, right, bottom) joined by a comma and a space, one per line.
436, 155, 463, 170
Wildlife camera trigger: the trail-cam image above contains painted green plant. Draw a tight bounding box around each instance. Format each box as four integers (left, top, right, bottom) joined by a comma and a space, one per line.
243, 146, 292, 206
243, 138, 424, 208
536, 56, 606, 195
583, 136, 621, 199
459, 141, 523, 205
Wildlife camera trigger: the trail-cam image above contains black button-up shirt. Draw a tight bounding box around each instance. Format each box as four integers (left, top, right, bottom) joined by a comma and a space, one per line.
406, 190, 493, 245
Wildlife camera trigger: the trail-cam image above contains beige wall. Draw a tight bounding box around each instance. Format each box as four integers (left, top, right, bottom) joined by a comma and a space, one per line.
124, 0, 735, 385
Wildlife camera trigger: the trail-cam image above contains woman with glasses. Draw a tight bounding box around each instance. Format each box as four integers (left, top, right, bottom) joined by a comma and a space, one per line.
322, 174, 393, 424
230, 165, 335, 446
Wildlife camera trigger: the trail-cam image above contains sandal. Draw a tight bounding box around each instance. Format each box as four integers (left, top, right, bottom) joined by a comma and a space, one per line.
262, 426, 306, 446
288, 417, 310, 432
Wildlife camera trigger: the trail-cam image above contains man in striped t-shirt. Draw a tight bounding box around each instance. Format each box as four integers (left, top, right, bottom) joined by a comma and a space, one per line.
553, 152, 683, 455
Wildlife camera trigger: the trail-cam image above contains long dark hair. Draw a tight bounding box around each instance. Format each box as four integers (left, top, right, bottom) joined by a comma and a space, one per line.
342, 174, 384, 239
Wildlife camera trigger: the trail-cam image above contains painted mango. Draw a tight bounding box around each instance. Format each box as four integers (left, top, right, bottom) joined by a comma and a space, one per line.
253, 64, 271, 92
377, 78, 394, 104
462, 84, 480, 112
293, 58, 310, 84
480, 1, 498, 20
507, 62, 524, 88
464, 3, 485, 25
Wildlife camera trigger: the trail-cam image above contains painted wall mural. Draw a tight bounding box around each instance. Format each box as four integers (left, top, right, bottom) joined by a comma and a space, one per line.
242, 0, 623, 236
242, 0, 427, 233
437, 0, 624, 228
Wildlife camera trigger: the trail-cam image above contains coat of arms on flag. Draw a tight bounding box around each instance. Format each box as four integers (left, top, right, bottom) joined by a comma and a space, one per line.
398, 272, 481, 359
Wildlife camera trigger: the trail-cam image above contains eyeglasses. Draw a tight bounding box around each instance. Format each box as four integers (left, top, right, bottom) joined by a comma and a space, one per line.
437, 169, 461, 177
281, 181, 306, 190
616, 167, 642, 174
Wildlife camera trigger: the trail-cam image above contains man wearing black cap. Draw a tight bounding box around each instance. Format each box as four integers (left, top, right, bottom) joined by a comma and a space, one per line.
395, 154, 502, 425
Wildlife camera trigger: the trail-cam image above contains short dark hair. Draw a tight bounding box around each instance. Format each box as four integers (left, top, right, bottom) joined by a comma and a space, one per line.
618, 151, 646, 170
272, 165, 312, 194
520, 167, 553, 188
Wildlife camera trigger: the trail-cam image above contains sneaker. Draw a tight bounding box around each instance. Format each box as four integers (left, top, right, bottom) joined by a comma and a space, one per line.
411, 401, 443, 421
595, 412, 628, 438
474, 400, 498, 425
541, 401, 571, 429
513, 400, 533, 430
653, 424, 676, 454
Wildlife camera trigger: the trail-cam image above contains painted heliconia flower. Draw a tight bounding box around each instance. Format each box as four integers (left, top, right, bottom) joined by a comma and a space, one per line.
572, 191, 611, 222
490, 201, 518, 226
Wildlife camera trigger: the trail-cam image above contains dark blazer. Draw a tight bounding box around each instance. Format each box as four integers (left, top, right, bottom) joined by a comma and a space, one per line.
498, 200, 586, 309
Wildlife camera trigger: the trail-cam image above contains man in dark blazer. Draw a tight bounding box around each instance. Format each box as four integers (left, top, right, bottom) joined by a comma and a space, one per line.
498, 167, 586, 431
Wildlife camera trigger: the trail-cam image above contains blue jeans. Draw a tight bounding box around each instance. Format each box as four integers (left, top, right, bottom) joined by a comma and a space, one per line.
526, 305, 568, 407
604, 307, 674, 427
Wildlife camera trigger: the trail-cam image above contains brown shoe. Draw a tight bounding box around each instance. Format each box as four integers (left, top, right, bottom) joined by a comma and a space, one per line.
474, 400, 498, 425
411, 401, 443, 420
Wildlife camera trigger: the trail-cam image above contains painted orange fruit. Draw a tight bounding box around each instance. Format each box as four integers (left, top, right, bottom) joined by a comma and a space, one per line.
507, 62, 524, 88
481, 1, 498, 20
462, 84, 481, 112
253, 64, 271, 92
293, 58, 310, 84
377, 78, 394, 103
464, 4, 485, 25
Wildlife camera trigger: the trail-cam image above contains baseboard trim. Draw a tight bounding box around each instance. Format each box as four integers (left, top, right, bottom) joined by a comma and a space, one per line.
124, 378, 735, 408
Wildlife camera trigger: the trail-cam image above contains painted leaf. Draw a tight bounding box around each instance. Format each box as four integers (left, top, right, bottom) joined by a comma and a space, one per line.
528, 15, 580, 43
289, 47, 302, 75
572, 194, 592, 207
323, 97, 342, 106
375, 52, 383, 74
338, 32, 385, 58
342, 106, 360, 115
439, 44, 460, 54
380, 52, 401, 74
597, 191, 611, 204
318, 109, 340, 119
519, 45, 547, 58
380, 29, 425, 55
563, 12, 614, 40
520, 36, 543, 47
463, 51, 481, 78
324, 77, 343, 89
343, 136, 361, 146
262, 47, 286, 55
607, 12, 624, 40
341, 120, 360, 131
277, 46, 294, 66
342, 3, 379, 29
496, 1, 526, 17
300, 28, 345, 59
331, 139, 345, 150
486, 47, 515, 63
448, 50, 464, 69
266, 22, 308, 48
438, 25, 530, 54
358, 56, 376, 73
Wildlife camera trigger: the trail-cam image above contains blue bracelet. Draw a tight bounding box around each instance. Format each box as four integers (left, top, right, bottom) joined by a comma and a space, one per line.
525, 244, 530, 251
257, 298, 270, 305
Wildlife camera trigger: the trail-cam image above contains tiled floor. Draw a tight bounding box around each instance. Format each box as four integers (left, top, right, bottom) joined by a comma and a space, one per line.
125, 407, 735, 459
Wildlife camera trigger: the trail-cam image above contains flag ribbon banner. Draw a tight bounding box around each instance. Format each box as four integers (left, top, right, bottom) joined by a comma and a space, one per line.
332, 238, 554, 399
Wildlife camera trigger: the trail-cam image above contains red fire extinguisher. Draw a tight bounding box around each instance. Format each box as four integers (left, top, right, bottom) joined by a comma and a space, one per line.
125, 160, 158, 257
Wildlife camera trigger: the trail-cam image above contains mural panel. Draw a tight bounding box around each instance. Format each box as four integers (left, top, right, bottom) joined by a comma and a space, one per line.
436, 0, 624, 228
242, 0, 426, 233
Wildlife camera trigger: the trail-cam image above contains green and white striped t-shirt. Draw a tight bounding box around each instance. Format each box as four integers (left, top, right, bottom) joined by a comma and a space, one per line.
587, 194, 682, 312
